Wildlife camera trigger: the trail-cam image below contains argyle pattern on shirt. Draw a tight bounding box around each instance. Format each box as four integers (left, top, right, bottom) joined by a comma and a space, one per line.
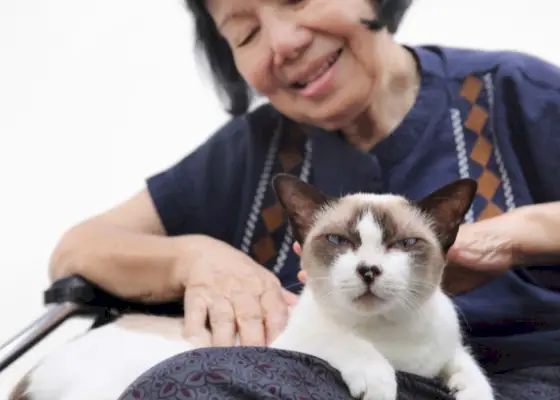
248, 121, 310, 270
458, 75, 507, 221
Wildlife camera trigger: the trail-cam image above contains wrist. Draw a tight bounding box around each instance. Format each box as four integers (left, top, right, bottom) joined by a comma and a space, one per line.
510, 204, 560, 265
169, 234, 206, 287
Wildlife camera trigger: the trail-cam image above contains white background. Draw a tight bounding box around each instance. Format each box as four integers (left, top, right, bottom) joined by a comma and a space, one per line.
0, 0, 558, 394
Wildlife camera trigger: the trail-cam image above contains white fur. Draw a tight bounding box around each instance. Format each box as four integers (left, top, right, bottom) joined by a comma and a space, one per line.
331, 211, 412, 315
272, 212, 494, 400
24, 322, 194, 400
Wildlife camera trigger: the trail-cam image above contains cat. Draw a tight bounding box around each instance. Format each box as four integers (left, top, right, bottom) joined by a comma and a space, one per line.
10, 176, 494, 400
269, 174, 494, 400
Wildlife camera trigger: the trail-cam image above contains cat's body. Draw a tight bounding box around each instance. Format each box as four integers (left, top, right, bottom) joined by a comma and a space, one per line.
12, 177, 495, 400
273, 285, 461, 379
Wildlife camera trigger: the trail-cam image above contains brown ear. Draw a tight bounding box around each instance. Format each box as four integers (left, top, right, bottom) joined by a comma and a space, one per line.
272, 173, 331, 244
416, 179, 477, 252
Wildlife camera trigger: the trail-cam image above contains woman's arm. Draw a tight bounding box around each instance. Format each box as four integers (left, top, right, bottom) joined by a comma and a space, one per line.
513, 201, 560, 265
49, 189, 190, 303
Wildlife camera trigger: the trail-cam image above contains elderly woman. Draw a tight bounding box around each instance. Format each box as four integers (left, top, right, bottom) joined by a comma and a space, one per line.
49, 0, 560, 398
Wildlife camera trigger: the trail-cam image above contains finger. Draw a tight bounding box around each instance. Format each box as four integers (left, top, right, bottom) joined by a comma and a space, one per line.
208, 296, 236, 347
293, 242, 302, 255
282, 289, 299, 307
261, 288, 290, 344
231, 293, 266, 346
297, 270, 307, 283
183, 288, 209, 339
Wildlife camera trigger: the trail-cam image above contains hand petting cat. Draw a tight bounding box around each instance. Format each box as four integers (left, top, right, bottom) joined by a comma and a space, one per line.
445, 202, 560, 294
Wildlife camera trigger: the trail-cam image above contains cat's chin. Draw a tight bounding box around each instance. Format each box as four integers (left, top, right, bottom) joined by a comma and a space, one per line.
333, 290, 388, 317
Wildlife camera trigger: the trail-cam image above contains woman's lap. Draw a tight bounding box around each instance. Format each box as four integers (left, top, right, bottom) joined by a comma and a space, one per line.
118, 347, 559, 400
493, 365, 560, 399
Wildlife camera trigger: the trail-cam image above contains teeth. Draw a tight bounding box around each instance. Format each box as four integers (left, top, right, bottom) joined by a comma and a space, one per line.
297, 50, 341, 87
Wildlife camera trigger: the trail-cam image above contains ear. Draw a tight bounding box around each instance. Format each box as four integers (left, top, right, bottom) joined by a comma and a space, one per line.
416, 179, 477, 253
272, 173, 331, 244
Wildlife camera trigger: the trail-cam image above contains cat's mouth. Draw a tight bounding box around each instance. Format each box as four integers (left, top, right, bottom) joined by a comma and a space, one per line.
353, 288, 383, 303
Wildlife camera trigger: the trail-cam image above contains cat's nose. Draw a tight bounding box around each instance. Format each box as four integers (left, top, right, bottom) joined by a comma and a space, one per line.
356, 264, 381, 285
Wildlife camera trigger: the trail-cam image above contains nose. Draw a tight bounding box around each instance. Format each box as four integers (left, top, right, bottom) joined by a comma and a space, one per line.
356, 264, 382, 285
265, 14, 311, 66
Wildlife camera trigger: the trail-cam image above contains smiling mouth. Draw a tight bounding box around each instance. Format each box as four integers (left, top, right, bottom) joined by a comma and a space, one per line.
291, 48, 343, 90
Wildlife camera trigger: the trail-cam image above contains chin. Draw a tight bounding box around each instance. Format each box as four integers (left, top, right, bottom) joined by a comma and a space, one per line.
277, 84, 372, 132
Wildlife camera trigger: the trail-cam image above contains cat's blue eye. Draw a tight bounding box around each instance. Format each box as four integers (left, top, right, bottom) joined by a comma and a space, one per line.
326, 234, 351, 245
392, 238, 419, 249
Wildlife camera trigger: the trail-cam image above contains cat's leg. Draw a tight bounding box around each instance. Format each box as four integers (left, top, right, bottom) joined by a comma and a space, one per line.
440, 346, 495, 400
272, 322, 397, 400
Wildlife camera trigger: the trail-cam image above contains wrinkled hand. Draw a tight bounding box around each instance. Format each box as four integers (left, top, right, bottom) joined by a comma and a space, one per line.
444, 207, 552, 295
177, 235, 298, 347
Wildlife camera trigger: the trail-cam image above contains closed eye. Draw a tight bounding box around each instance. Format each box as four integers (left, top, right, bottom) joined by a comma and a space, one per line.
238, 27, 260, 47
391, 238, 421, 250
325, 234, 352, 246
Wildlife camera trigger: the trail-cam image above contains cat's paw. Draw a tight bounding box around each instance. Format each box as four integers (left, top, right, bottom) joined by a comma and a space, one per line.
340, 362, 397, 400
447, 372, 495, 400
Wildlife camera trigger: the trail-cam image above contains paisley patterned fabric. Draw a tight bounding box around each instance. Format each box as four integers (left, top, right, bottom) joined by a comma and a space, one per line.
118, 347, 560, 400
117, 347, 453, 400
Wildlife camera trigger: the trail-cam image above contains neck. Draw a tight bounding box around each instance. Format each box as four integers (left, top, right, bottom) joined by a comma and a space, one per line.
342, 45, 421, 152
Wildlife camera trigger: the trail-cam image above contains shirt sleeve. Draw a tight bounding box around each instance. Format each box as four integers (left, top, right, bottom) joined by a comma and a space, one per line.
502, 53, 560, 203
146, 115, 252, 241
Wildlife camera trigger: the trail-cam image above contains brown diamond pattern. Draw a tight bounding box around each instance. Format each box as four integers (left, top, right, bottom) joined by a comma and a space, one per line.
460, 75, 504, 221
477, 170, 501, 200
253, 235, 277, 265
251, 122, 309, 266
464, 105, 488, 135
279, 150, 303, 171
261, 203, 285, 232
460, 75, 483, 104
470, 136, 492, 166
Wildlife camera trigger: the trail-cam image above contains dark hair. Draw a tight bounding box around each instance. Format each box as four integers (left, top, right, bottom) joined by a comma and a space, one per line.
184, 0, 412, 116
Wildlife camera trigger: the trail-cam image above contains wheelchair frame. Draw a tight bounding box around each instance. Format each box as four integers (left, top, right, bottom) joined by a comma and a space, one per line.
0, 275, 184, 373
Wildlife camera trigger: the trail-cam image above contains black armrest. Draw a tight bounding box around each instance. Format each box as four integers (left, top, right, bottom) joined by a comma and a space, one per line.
0, 275, 185, 372
44, 275, 184, 316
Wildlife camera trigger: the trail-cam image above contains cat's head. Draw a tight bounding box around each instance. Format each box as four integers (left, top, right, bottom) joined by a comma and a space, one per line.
272, 174, 477, 318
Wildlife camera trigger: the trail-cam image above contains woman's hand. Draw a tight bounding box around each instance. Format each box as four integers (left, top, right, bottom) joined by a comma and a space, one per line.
176, 235, 298, 347
293, 242, 307, 284
445, 203, 560, 294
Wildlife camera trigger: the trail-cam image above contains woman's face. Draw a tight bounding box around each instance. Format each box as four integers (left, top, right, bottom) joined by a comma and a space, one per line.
207, 0, 397, 130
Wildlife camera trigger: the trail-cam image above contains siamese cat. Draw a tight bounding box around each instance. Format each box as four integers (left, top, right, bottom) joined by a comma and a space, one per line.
270, 174, 494, 400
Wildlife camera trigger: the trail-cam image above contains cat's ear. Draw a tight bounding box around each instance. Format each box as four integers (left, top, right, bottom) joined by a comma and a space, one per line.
416, 179, 477, 253
272, 173, 331, 244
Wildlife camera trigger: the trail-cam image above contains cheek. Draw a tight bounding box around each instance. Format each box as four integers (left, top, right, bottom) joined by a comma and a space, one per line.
235, 51, 272, 94
296, 0, 374, 38
379, 251, 411, 286
330, 251, 361, 285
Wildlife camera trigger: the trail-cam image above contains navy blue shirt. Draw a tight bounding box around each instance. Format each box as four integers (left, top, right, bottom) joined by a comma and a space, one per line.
147, 45, 560, 373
